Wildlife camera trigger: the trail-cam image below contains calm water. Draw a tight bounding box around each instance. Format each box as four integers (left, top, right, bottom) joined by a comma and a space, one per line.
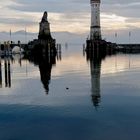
0, 45, 140, 140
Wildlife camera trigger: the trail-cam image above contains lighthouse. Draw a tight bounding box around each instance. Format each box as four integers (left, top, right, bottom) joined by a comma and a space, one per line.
90, 0, 101, 40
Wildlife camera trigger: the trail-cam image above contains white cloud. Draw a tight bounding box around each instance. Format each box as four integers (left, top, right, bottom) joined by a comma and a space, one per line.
0, 0, 140, 43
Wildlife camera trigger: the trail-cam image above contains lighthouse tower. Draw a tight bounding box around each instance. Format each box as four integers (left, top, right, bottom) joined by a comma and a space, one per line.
90, 0, 101, 40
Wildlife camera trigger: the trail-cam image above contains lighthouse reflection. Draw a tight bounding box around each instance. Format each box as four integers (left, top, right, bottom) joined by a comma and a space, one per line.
86, 51, 105, 109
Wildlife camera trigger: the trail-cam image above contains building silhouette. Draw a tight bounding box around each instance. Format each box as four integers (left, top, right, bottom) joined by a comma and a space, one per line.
38, 11, 52, 40
31, 11, 56, 56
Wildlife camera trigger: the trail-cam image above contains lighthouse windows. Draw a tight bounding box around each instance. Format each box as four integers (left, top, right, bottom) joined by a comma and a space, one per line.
94, 4, 98, 7
94, 4, 98, 8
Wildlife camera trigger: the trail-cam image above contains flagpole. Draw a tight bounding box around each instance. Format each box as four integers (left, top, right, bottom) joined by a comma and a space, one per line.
115, 32, 117, 44
10, 29, 11, 42
129, 31, 131, 44
128, 31, 131, 68
8, 29, 12, 55
25, 28, 27, 44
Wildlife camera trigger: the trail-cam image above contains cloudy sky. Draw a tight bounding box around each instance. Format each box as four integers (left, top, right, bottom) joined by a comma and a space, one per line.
0, 0, 140, 43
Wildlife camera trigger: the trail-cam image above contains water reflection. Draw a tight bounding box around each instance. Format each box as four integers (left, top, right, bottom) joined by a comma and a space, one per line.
0, 52, 58, 94
0, 54, 25, 88
56, 45, 62, 61
29, 54, 57, 94
86, 51, 106, 109
12, 54, 23, 67
4, 57, 11, 87
39, 56, 56, 94
0, 57, 2, 88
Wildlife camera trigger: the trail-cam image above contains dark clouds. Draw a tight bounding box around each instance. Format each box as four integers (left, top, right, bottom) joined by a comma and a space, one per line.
9, 0, 89, 13
9, 0, 140, 19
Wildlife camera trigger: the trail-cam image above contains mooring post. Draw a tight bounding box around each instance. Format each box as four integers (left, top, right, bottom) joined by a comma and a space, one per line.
0, 56, 2, 88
